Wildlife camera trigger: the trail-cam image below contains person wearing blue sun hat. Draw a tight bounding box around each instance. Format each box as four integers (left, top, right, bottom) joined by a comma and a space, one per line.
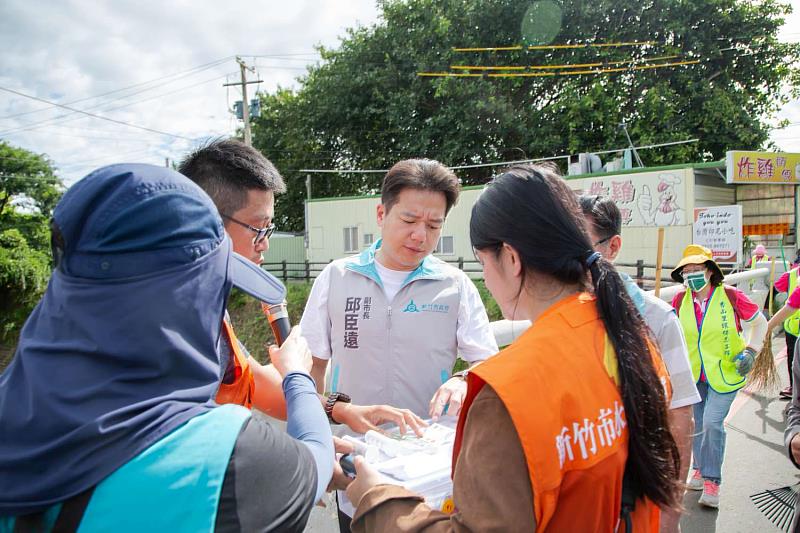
0, 164, 333, 531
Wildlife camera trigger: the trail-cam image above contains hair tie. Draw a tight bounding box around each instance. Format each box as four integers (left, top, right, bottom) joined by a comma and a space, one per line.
585, 251, 602, 269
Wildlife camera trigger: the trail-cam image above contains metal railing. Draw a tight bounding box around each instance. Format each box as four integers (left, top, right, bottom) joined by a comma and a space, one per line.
263, 258, 675, 284
261, 259, 774, 347
260, 258, 487, 282
490, 267, 771, 346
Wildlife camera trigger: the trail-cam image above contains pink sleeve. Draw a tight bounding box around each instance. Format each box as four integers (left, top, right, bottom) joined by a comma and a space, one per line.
775, 272, 790, 293
671, 292, 682, 312
729, 287, 760, 321
788, 287, 800, 309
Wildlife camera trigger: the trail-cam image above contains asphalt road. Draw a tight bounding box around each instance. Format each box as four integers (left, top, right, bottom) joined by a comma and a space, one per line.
680, 337, 797, 533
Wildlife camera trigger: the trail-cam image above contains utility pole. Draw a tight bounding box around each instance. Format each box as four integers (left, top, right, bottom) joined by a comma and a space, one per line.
238, 57, 252, 146
223, 57, 262, 146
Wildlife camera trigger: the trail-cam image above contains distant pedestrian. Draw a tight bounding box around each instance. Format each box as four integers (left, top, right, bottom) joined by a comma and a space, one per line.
770, 248, 800, 399
746, 244, 770, 268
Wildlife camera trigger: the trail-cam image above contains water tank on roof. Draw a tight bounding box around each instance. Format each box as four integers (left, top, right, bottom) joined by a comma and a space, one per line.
578, 153, 603, 174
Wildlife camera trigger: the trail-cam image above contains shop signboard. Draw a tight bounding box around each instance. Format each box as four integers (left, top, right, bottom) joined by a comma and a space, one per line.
726, 151, 800, 184
569, 168, 690, 227
692, 205, 743, 265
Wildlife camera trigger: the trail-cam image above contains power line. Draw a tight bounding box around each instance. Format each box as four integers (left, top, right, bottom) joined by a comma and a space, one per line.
2, 129, 156, 144
43, 123, 177, 138
0, 85, 195, 141
0, 66, 236, 136
298, 138, 699, 174
0, 71, 235, 138
0, 56, 233, 122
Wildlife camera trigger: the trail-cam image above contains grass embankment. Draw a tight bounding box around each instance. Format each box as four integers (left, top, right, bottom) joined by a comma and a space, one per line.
227, 280, 501, 366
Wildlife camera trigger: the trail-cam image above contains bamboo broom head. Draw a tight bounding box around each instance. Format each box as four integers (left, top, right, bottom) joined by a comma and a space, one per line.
749, 341, 780, 392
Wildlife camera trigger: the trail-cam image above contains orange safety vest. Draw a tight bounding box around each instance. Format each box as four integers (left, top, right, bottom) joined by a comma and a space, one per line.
453, 293, 668, 533
215, 319, 255, 409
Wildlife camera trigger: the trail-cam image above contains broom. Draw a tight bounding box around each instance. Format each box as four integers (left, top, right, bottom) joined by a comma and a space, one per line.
750, 483, 800, 532
749, 341, 780, 392
749, 257, 780, 392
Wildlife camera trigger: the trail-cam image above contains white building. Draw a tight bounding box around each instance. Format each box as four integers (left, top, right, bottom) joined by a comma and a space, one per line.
305, 156, 798, 274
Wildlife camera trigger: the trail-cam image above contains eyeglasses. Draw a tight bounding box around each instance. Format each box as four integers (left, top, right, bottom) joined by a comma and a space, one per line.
594, 235, 613, 247
221, 214, 275, 245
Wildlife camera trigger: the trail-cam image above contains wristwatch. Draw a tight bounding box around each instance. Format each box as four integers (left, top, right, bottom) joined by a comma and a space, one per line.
324, 392, 352, 423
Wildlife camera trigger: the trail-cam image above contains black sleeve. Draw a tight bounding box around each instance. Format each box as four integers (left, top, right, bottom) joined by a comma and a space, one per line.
215, 415, 319, 533
786, 342, 800, 469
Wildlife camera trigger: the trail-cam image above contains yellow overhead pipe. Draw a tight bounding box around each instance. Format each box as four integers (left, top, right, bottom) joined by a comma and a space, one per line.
452, 41, 658, 52
452, 45, 524, 52
418, 59, 700, 78
448, 55, 682, 72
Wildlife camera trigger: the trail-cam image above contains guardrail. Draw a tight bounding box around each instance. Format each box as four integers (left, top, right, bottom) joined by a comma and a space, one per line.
490, 267, 771, 347
260, 258, 487, 282
263, 258, 679, 284
262, 258, 774, 347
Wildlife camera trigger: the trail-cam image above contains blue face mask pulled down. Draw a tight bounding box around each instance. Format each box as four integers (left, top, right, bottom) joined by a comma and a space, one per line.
684, 271, 709, 292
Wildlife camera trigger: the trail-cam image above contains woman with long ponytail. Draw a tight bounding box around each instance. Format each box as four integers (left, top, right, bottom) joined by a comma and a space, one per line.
344, 165, 681, 532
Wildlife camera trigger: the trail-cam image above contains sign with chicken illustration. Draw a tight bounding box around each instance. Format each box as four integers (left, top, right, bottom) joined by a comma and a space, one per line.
570, 169, 689, 228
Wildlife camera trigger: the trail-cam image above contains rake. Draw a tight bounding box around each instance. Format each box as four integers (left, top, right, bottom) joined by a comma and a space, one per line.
750, 483, 799, 532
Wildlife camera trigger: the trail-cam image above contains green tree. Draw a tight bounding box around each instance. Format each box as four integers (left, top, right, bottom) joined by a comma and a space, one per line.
252, 0, 799, 231
0, 228, 50, 340
0, 141, 62, 216
0, 142, 62, 349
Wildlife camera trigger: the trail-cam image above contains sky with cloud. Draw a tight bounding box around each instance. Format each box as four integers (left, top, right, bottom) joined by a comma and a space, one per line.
1, 0, 799, 188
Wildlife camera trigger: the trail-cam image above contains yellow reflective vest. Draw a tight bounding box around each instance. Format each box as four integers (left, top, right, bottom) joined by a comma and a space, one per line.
678, 286, 747, 393
750, 254, 770, 268
785, 268, 800, 336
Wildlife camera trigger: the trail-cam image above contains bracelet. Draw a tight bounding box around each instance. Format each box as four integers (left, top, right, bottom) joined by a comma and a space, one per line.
451, 369, 469, 380
324, 392, 351, 423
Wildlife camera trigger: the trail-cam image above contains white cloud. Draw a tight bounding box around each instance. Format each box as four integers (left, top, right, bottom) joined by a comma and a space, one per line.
0, 0, 381, 185
766, 0, 800, 153
1, 0, 799, 187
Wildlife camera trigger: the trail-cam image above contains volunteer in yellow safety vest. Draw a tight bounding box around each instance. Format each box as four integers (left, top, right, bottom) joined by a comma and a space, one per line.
747, 244, 771, 291
747, 244, 770, 268
671, 244, 767, 509
772, 253, 800, 399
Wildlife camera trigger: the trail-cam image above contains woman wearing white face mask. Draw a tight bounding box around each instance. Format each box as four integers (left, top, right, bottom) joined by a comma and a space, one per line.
670, 244, 767, 509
